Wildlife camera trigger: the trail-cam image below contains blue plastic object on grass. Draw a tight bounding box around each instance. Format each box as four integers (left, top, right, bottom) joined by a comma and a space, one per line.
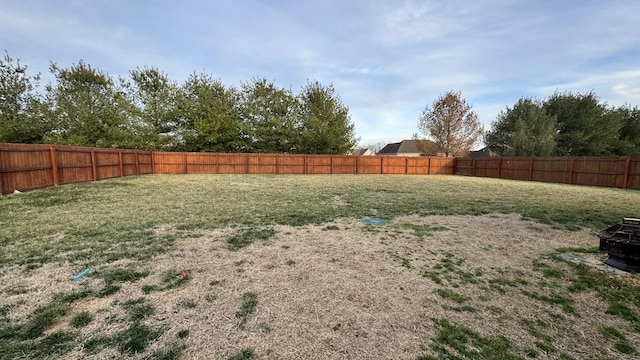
363, 217, 386, 225
73, 268, 90, 281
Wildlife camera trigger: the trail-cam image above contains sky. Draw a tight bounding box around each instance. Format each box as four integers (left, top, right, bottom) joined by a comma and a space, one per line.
2, 0, 640, 149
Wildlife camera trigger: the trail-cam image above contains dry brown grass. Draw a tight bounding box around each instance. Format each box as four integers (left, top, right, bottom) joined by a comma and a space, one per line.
4, 213, 638, 359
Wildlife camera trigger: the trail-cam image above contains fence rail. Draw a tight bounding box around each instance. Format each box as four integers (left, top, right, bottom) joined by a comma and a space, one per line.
455, 156, 640, 190
1, 143, 639, 195
151, 152, 454, 176
0, 143, 152, 195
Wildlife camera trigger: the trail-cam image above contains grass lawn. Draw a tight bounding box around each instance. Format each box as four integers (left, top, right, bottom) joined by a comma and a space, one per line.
0, 174, 639, 359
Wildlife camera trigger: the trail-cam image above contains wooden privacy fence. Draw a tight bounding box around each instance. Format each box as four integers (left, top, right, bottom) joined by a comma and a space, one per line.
455, 156, 640, 190
152, 152, 454, 176
0, 143, 153, 195
0, 144, 454, 195
2, 143, 639, 195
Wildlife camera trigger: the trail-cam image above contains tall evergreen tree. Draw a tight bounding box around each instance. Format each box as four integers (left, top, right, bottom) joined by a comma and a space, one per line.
123, 67, 180, 150
485, 98, 556, 156
544, 91, 621, 156
0, 51, 49, 143
177, 72, 242, 152
44, 61, 133, 147
239, 78, 299, 153
615, 105, 640, 156
297, 81, 357, 154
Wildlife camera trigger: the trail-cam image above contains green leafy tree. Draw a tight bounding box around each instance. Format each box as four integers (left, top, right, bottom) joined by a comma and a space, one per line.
177, 72, 242, 152
44, 60, 133, 147
122, 67, 180, 150
544, 91, 621, 156
0, 51, 49, 143
239, 78, 299, 153
614, 105, 640, 156
485, 98, 556, 156
417, 91, 482, 157
297, 81, 357, 154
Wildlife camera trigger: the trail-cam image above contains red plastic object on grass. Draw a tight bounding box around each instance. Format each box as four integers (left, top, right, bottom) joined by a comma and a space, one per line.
179, 270, 188, 277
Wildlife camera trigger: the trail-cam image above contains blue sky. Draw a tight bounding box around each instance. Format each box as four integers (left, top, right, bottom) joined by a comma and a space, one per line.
2, 0, 639, 148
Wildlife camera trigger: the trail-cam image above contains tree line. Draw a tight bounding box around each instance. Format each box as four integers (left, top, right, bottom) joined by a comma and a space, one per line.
412, 90, 639, 158
485, 92, 640, 156
0, 52, 358, 154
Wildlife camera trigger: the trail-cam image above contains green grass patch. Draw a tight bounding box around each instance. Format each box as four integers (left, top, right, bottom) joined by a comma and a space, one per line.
396, 223, 448, 241
565, 263, 640, 328
99, 267, 150, 284
236, 292, 258, 329
259, 322, 272, 334
227, 347, 256, 360
2, 175, 638, 267
600, 326, 637, 354
152, 342, 187, 360
122, 298, 155, 322
179, 299, 198, 309
389, 251, 412, 269
435, 288, 469, 304
522, 290, 576, 315
520, 318, 555, 352
209, 279, 225, 286
143, 268, 191, 294
419, 318, 524, 359
23, 303, 72, 339
227, 227, 275, 251
118, 322, 164, 354
98, 283, 121, 297
70, 311, 93, 328
0, 290, 93, 358
423, 253, 484, 287
542, 268, 565, 278
487, 277, 528, 294
322, 225, 340, 230
605, 303, 639, 323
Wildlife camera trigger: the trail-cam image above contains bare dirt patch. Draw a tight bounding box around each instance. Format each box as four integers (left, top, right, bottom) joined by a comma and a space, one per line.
4, 214, 638, 359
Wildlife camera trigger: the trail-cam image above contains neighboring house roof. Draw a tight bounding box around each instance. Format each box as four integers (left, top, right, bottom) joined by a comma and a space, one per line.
377, 140, 440, 156
351, 148, 374, 156
466, 147, 493, 158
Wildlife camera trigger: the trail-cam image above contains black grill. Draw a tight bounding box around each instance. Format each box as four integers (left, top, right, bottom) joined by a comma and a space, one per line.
599, 218, 640, 272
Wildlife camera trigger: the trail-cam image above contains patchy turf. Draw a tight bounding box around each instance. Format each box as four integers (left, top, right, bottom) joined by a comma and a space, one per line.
1, 174, 639, 359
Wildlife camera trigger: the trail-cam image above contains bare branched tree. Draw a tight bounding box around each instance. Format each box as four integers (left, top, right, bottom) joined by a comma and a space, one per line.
417, 91, 483, 157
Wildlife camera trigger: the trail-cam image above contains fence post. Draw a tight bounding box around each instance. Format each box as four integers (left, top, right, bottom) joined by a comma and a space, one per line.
275, 155, 279, 175
497, 158, 502, 179
623, 156, 631, 189
118, 151, 124, 177
304, 155, 307, 174
91, 150, 97, 181
0, 147, 5, 195
569, 158, 575, 184
472, 158, 476, 176
151, 152, 156, 174
183, 153, 188, 174
330, 156, 333, 175
529, 158, 534, 181
355, 156, 359, 175
135, 152, 140, 175
49, 147, 59, 186
380, 156, 384, 174
428, 157, 431, 175
405, 157, 408, 175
